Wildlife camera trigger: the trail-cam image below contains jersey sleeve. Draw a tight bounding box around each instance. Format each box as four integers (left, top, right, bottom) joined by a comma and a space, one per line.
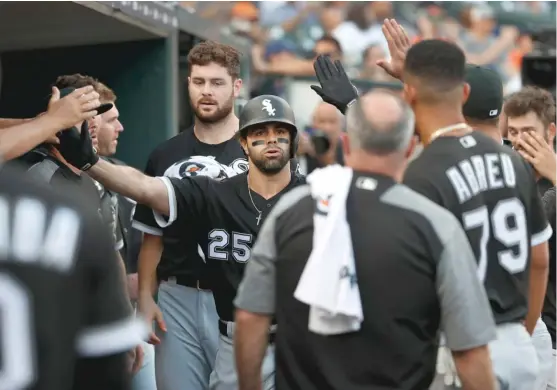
529, 177, 553, 247
76, 212, 148, 357
131, 152, 163, 236
152, 176, 211, 229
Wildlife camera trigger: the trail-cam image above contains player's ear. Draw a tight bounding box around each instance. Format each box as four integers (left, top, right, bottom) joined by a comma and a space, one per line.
402, 84, 415, 106
404, 135, 418, 159
240, 137, 249, 156
462, 82, 471, 105
548, 122, 556, 145
233, 78, 243, 98
340, 132, 350, 158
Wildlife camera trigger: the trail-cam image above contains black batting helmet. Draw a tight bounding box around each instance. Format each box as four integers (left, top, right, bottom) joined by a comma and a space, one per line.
237, 95, 299, 158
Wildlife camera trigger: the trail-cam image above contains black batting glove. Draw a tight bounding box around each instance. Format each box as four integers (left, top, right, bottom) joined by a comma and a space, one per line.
310, 55, 359, 115
57, 120, 99, 171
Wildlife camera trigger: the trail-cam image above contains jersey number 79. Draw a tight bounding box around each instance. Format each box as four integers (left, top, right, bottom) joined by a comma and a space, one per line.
462, 197, 528, 282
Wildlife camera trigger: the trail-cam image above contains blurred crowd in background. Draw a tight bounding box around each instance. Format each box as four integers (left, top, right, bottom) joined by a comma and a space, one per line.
178, 0, 556, 100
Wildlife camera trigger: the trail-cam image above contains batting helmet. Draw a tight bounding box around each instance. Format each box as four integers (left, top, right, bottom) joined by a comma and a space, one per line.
237, 95, 299, 158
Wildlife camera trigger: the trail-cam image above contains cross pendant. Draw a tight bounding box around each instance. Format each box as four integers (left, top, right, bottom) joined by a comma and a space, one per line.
256, 212, 262, 226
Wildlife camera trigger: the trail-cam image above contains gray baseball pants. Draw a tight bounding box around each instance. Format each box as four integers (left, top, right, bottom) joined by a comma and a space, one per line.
430, 323, 539, 390
209, 320, 275, 390
154, 281, 219, 390
532, 318, 555, 390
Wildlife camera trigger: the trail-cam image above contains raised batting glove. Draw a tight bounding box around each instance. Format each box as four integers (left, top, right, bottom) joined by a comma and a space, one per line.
57, 120, 99, 171
310, 55, 359, 115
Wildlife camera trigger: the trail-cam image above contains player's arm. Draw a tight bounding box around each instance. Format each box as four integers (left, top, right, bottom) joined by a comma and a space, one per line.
87, 159, 171, 216
234, 186, 310, 390
0, 86, 101, 161
133, 204, 164, 298
525, 179, 553, 334
436, 218, 498, 390
138, 233, 163, 297
137, 233, 166, 344
74, 207, 148, 389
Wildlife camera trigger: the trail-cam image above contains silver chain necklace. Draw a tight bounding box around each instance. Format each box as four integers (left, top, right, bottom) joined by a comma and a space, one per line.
247, 176, 263, 226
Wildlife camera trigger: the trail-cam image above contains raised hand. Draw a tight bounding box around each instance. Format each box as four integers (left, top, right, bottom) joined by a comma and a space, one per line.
310, 55, 358, 114
46, 86, 101, 129
376, 18, 411, 81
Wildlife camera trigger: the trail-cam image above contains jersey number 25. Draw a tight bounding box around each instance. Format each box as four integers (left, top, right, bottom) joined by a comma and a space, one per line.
208, 229, 253, 263
463, 197, 528, 282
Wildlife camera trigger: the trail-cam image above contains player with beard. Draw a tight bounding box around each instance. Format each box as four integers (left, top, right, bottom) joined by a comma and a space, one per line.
56, 93, 305, 390
504, 86, 557, 390
132, 41, 248, 390
311, 30, 552, 388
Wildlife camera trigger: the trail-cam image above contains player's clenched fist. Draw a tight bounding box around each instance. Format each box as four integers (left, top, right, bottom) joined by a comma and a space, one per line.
138, 293, 167, 345
46, 85, 101, 129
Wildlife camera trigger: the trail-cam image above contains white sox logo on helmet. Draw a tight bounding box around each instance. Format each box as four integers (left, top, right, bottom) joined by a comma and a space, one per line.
261, 99, 276, 116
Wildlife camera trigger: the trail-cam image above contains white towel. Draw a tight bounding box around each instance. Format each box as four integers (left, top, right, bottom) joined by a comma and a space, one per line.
293, 165, 363, 335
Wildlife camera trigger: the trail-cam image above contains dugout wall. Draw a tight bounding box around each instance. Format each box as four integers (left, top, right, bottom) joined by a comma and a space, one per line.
0, 1, 179, 169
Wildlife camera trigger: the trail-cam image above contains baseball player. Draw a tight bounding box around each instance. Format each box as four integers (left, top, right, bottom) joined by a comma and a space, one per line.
56, 94, 306, 390
312, 35, 552, 389
0, 163, 147, 390
133, 41, 248, 390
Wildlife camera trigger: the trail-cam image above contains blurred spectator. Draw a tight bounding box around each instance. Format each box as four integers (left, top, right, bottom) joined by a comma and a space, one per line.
185, 0, 555, 117
457, 5, 518, 81
297, 102, 344, 175
329, 2, 394, 68
359, 45, 392, 82
260, 2, 323, 51
251, 35, 343, 79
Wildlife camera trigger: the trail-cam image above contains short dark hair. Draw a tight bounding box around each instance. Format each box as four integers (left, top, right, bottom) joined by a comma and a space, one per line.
504, 86, 556, 128
465, 116, 499, 128
317, 35, 343, 55
404, 40, 466, 94
54, 73, 99, 90
187, 41, 241, 79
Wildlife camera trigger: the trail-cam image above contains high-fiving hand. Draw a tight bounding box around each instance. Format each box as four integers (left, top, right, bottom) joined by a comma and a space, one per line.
376, 19, 411, 81
310, 55, 358, 114
55, 87, 100, 171
47, 86, 101, 129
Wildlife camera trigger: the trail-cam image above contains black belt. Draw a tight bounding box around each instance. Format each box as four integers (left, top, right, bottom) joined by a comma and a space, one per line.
161, 275, 212, 291
218, 320, 276, 344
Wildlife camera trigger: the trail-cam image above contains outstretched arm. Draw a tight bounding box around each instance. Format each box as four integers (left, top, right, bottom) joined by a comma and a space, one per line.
88, 159, 171, 216
0, 86, 101, 161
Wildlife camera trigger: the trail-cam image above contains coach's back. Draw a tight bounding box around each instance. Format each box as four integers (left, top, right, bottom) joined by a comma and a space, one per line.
272, 172, 493, 389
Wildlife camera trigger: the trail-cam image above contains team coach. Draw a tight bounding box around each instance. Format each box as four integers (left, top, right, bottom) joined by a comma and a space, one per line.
234, 90, 498, 390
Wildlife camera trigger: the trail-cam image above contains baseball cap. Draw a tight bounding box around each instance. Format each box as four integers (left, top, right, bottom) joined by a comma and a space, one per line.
463, 64, 503, 120
59, 87, 113, 115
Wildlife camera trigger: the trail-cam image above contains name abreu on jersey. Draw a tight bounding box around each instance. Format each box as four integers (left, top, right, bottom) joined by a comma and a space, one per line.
163, 155, 248, 181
